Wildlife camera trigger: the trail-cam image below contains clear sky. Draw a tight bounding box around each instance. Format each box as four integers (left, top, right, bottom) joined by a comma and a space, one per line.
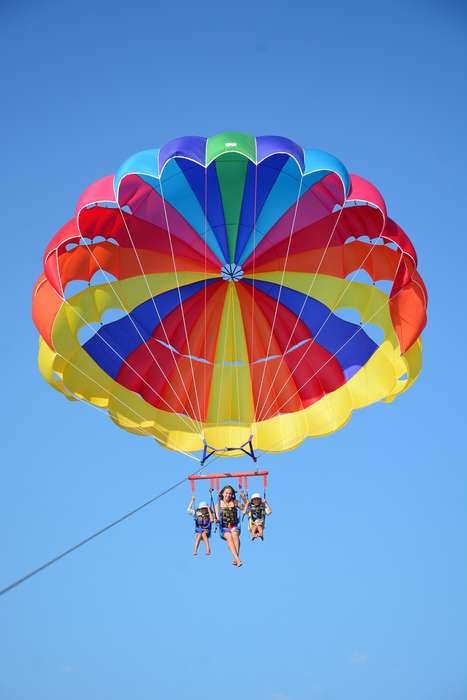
1, 1, 466, 698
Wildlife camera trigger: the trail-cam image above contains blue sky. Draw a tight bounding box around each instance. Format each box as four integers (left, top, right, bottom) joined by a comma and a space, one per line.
1, 1, 466, 698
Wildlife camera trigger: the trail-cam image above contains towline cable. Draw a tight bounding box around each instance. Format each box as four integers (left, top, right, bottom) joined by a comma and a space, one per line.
0, 462, 210, 598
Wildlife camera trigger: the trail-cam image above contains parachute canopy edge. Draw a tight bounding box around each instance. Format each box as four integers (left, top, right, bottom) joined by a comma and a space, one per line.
32, 132, 427, 459
115, 148, 160, 195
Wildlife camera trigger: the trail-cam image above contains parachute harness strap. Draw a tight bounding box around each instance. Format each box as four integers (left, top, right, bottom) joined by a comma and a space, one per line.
200, 435, 257, 466
241, 478, 249, 526
209, 487, 218, 534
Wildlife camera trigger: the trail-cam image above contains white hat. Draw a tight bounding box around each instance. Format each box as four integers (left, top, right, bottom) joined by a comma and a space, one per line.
197, 501, 208, 509
250, 493, 262, 500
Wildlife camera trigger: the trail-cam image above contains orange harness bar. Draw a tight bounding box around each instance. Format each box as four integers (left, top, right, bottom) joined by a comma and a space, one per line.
189, 471, 268, 492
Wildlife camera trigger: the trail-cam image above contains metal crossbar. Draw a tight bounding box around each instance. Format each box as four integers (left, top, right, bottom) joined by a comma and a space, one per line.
199, 436, 257, 465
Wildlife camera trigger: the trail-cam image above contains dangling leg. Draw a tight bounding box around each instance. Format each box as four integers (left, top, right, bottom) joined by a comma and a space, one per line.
193, 533, 202, 555
256, 523, 264, 539
231, 529, 242, 566
202, 531, 211, 555
224, 531, 241, 566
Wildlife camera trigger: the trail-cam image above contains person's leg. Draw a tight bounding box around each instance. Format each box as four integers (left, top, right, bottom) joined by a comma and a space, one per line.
231, 530, 241, 565
202, 531, 211, 555
224, 532, 240, 564
256, 524, 264, 539
193, 533, 202, 555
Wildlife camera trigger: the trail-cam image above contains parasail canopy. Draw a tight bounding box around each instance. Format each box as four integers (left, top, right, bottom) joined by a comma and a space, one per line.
32, 133, 427, 458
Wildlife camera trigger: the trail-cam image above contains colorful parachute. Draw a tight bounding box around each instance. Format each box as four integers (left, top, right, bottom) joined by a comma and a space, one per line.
32, 133, 427, 458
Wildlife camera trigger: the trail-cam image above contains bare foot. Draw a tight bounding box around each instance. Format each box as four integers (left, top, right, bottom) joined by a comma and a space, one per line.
206, 551, 211, 556
192, 552, 198, 556
236, 560, 243, 567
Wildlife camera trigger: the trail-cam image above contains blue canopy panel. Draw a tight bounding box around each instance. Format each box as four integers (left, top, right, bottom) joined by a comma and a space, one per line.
159, 158, 226, 264
234, 154, 290, 264
158, 136, 207, 174
243, 279, 378, 380
83, 279, 217, 378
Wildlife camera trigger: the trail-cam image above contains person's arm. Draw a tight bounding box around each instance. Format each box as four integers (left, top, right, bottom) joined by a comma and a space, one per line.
214, 502, 220, 522
239, 499, 249, 515
187, 495, 195, 516
264, 499, 272, 515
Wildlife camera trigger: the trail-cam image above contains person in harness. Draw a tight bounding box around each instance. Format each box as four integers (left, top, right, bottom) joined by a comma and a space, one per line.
245, 493, 272, 540
215, 485, 246, 567
187, 496, 214, 556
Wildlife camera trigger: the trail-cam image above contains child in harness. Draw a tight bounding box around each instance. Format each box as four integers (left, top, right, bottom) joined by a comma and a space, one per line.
245, 493, 272, 540
187, 496, 214, 556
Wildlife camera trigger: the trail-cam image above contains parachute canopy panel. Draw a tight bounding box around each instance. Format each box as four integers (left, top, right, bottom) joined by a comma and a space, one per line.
32, 133, 427, 459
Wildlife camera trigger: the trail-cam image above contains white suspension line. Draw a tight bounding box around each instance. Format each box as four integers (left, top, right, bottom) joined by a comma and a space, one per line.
55, 350, 201, 462
203, 166, 209, 436
214, 279, 235, 428
258, 239, 402, 422
158, 177, 204, 430
268, 254, 404, 418
249, 163, 259, 443
255, 183, 348, 422
255, 205, 387, 422
61, 296, 200, 436
254, 172, 304, 423
76, 233, 202, 437
116, 207, 203, 433
230, 281, 242, 425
